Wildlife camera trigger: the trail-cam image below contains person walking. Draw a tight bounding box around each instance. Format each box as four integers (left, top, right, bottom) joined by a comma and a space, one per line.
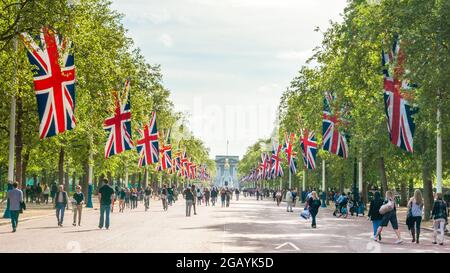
308, 191, 322, 228
54, 185, 69, 227
161, 185, 168, 211
375, 190, 403, 244
407, 189, 423, 243
276, 190, 282, 206
286, 189, 294, 212
72, 185, 84, 226
168, 186, 174, 206
204, 188, 210, 206
144, 186, 152, 211
125, 187, 131, 209
5, 182, 23, 232
211, 187, 217, 206
184, 187, 194, 217
50, 182, 58, 203
225, 187, 231, 207
220, 187, 226, 208
196, 188, 202, 206
368, 191, 383, 241
43, 184, 50, 204
98, 179, 115, 230
191, 185, 198, 215
235, 188, 240, 201
431, 192, 448, 246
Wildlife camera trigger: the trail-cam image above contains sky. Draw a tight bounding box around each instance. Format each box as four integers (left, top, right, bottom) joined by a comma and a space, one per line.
110, 0, 348, 159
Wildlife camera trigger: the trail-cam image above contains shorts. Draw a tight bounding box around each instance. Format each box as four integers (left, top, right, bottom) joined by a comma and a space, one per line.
380, 210, 398, 229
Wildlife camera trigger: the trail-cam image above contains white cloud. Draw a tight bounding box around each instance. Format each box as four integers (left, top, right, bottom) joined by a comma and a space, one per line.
158, 33, 173, 47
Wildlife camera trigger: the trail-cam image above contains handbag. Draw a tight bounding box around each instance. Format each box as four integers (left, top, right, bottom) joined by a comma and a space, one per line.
19, 201, 26, 214
406, 207, 414, 228
379, 200, 394, 215
300, 209, 310, 220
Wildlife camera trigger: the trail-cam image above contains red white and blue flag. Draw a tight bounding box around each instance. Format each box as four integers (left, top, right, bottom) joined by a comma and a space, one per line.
160, 129, 172, 171
283, 133, 297, 175
271, 143, 284, 178
322, 91, 349, 159
382, 37, 417, 152
180, 150, 188, 178
300, 129, 317, 170
136, 112, 159, 167
21, 27, 76, 139
103, 80, 133, 158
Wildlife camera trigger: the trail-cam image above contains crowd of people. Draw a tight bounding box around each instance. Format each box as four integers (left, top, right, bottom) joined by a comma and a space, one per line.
2, 181, 448, 247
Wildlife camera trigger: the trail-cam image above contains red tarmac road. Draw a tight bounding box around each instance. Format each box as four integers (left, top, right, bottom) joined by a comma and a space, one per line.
0, 197, 448, 253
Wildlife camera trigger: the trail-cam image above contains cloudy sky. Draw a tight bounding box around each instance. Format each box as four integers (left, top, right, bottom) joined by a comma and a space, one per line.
110, 0, 347, 159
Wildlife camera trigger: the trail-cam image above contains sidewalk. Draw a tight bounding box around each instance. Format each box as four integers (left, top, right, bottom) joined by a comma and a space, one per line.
0, 199, 98, 227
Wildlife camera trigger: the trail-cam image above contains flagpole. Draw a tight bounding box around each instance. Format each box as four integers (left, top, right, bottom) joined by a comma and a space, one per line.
302, 169, 306, 203
4, 9, 19, 218
86, 134, 94, 208
288, 169, 292, 189
358, 153, 363, 196
321, 159, 326, 207
436, 104, 442, 193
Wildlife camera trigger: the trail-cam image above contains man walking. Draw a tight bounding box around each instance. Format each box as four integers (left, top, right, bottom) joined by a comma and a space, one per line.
98, 179, 115, 230
286, 189, 294, 212
54, 185, 69, 227
5, 182, 23, 232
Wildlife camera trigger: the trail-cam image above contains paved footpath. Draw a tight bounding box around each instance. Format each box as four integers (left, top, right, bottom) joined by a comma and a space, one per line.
0, 197, 448, 253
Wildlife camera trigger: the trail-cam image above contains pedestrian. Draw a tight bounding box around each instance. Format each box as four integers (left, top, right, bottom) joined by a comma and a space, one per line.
4, 182, 24, 232
368, 191, 383, 241
292, 189, 297, 207
43, 184, 50, 204
204, 188, 210, 206
168, 186, 174, 206
375, 190, 403, 244
50, 182, 58, 203
144, 186, 152, 211
125, 187, 131, 209
98, 179, 115, 230
131, 187, 138, 209
196, 188, 203, 206
25, 185, 31, 203
72, 185, 84, 226
119, 187, 126, 212
225, 187, 231, 207
161, 184, 168, 211
276, 190, 282, 206
308, 191, 322, 228
235, 188, 240, 201
35, 183, 42, 205
431, 192, 448, 246
286, 189, 293, 212
54, 185, 69, 227
184, 187, 194, 217
406, 189, 423, 244
211, 187, 217, 206
191, 185, 197, 215
220, 187, 226, 207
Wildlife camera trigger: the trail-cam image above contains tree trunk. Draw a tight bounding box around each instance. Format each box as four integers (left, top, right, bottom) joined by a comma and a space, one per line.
143, 168, 148, 189
21, 148, 30, 186
422, 161, 434, 221
339, 173, 344, 193
107, 171, 113, 186
82, 161, 89, 199
65, 161, 70, 193
408, 178, 414, 199
72, 171, 76, 192
58, 146, 64, 186
14, 95, 23, 186
131, 173, 136, 188
33, 174, 38, 187
379, 157, 388, 197
400, 180, 408, 207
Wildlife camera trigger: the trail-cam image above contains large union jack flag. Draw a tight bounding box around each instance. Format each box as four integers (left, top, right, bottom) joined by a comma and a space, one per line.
103, 80, 133, 158
21, 27, 76, 139
271, 143, 284, 178
382, 37, 418, 153
322, 91, 349, 159
283, 133, 297, 175
136, 112, 159, 167
300, 129, 317, 170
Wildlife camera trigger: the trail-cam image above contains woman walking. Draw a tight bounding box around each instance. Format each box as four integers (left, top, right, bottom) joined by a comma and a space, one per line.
118, 187, 126, 212
308, 191, 321, 228
368, 191, 383, 241
407, 189, 423, 243
72, 185, 84, 226
43, 184, 50, 204
161, 185, 168, 211
431, 192, 448, 245
375, 191, 403, 244
211, 187, 217, 206
204, 188, 210, 206
220, 188, 226, 208
196, 188, 203, 206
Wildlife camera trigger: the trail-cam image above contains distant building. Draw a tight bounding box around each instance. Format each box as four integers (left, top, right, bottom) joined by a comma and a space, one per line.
214, 155, 239, 188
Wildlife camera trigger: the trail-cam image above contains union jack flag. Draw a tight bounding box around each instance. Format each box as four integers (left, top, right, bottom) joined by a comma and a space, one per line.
271, 143, 284, 178
265, 153, 272, 179
160, 129, 172, 171
300, 129, 317, 170
180, 150, 188, 178
382, 37, 418, 152
136, 112, 159, 167
103, 80, 133, 158
283, 133, 297, 175
260, 153, 269, 180
322, 91, 349, 159
21, 27, 76, 139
